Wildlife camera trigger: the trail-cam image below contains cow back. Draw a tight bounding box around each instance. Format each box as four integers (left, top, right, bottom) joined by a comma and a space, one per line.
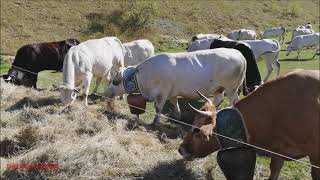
210, 40, 261, 91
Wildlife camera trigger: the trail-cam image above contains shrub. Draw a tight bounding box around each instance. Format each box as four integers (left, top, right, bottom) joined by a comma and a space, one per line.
85, 1, 158, 40
282, 2, 302, 18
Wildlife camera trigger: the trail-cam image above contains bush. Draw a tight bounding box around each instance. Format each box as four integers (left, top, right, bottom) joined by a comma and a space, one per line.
85, 1, 158, 40
282, 2, 302, 18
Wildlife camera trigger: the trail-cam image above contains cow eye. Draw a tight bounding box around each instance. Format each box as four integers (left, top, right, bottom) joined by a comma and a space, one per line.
112, 72, 122, 85
112, 79, 121, 86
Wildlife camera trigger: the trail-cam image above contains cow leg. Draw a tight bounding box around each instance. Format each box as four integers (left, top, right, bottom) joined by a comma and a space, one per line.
297, 49, 301, 60
32, 74, 38, 89
262, 55, 273, 82
310, 156, 320, 180
75, 79, 83, 95
152, 95, 167, 125
82, 73, 93, 106
225, 88, 239, 106
312, 47, 319, 59
169, 97, 181, 120
213, 92, 224, 107
268, 157, 284, 180
272, 58, 280, 77
93, 76, 102, 94
278, 36, 282, 44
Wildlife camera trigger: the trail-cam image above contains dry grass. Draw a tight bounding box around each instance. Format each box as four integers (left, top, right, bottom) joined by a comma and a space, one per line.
0, 79, 312, 179
0, 80, 227, 179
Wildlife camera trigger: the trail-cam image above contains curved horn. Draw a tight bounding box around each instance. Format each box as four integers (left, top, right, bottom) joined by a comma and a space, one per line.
73, 88, 80, 93
189, 103, 213, 117
196, 90, 213, 106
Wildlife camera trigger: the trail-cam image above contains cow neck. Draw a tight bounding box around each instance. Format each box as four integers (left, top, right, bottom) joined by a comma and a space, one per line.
122, 67, 141, 95
134, 70, 148, 101
63, 59, 75, 89
234, 95, 260, 145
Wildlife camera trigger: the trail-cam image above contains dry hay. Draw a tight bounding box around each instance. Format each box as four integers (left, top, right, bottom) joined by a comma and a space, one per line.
0, 80, 230, 179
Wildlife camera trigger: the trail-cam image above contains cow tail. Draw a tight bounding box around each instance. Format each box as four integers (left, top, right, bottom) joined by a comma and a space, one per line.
62, 50, 76, 89
114, 38, 126, 68
241, 76, 249, 96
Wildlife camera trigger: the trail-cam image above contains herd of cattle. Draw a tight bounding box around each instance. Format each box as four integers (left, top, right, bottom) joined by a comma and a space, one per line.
2, 23, 320, 179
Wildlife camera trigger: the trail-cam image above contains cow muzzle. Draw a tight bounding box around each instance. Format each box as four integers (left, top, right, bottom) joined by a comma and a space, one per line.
178, 146, 194, 161
2, 75, 12, 82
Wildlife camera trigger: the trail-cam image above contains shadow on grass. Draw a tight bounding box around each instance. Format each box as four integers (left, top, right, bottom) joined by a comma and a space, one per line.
102, 98, 206, 140
5, 97, 60, 112
103, 109, 187, 140
279, 57, 316, 61
143, 159, 200, 180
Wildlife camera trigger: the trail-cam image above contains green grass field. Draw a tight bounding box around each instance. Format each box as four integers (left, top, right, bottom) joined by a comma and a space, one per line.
1, 0, 319, 179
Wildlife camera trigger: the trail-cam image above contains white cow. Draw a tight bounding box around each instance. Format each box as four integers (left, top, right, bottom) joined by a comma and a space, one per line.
305, 23, 312, 29
123, 39, 154, 66
105, 48, 247, 124
242, 39, 281, 81
262, 26, 286, 44
187, 37, 230, 52
291, 27, 314, 41
286, 33, 320, 59
59, 37, 126, 107
227, 29, 257, 40
191, 34, 228, 42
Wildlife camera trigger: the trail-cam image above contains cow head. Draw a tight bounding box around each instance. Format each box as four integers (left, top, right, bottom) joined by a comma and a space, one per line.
178, 90, 220, 160
104, 68, 127, 98
65, 39, 80, 47
226, 32, 237, 40
62, 39, 80, 56
286, 45, 293, 56
191, 36, 198, 42
305, 23, 312, 29
3, 68, 36, 87
58, 85, 79, 105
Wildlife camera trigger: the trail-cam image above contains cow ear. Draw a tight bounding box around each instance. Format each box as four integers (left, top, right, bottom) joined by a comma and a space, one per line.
65, 39, 80, 47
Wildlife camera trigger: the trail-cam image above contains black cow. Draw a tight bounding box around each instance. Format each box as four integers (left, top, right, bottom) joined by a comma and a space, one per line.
3, 39, 80, 88
210, 39, 262, 93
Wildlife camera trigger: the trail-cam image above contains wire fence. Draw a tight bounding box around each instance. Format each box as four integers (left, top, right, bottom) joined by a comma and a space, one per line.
3, 64, 319, 170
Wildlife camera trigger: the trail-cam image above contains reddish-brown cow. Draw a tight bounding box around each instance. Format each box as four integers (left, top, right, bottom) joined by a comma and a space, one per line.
3, 39, 80, 88
179, 69, 320, 180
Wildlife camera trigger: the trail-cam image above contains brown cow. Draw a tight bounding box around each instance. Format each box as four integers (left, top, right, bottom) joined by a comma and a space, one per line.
3, 39, 80, 88
179, 69, 320, 180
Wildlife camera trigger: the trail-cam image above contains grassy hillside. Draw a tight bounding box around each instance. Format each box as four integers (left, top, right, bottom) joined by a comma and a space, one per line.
1, 0, 319, 54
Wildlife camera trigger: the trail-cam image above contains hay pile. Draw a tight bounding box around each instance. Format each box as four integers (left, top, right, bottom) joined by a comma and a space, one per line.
0, 80, 229, 179
1, 80, 306, 179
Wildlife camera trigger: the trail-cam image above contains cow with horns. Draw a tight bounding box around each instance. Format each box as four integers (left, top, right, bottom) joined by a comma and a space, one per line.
105, 48, 247, 124
179, 69, 320, 180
